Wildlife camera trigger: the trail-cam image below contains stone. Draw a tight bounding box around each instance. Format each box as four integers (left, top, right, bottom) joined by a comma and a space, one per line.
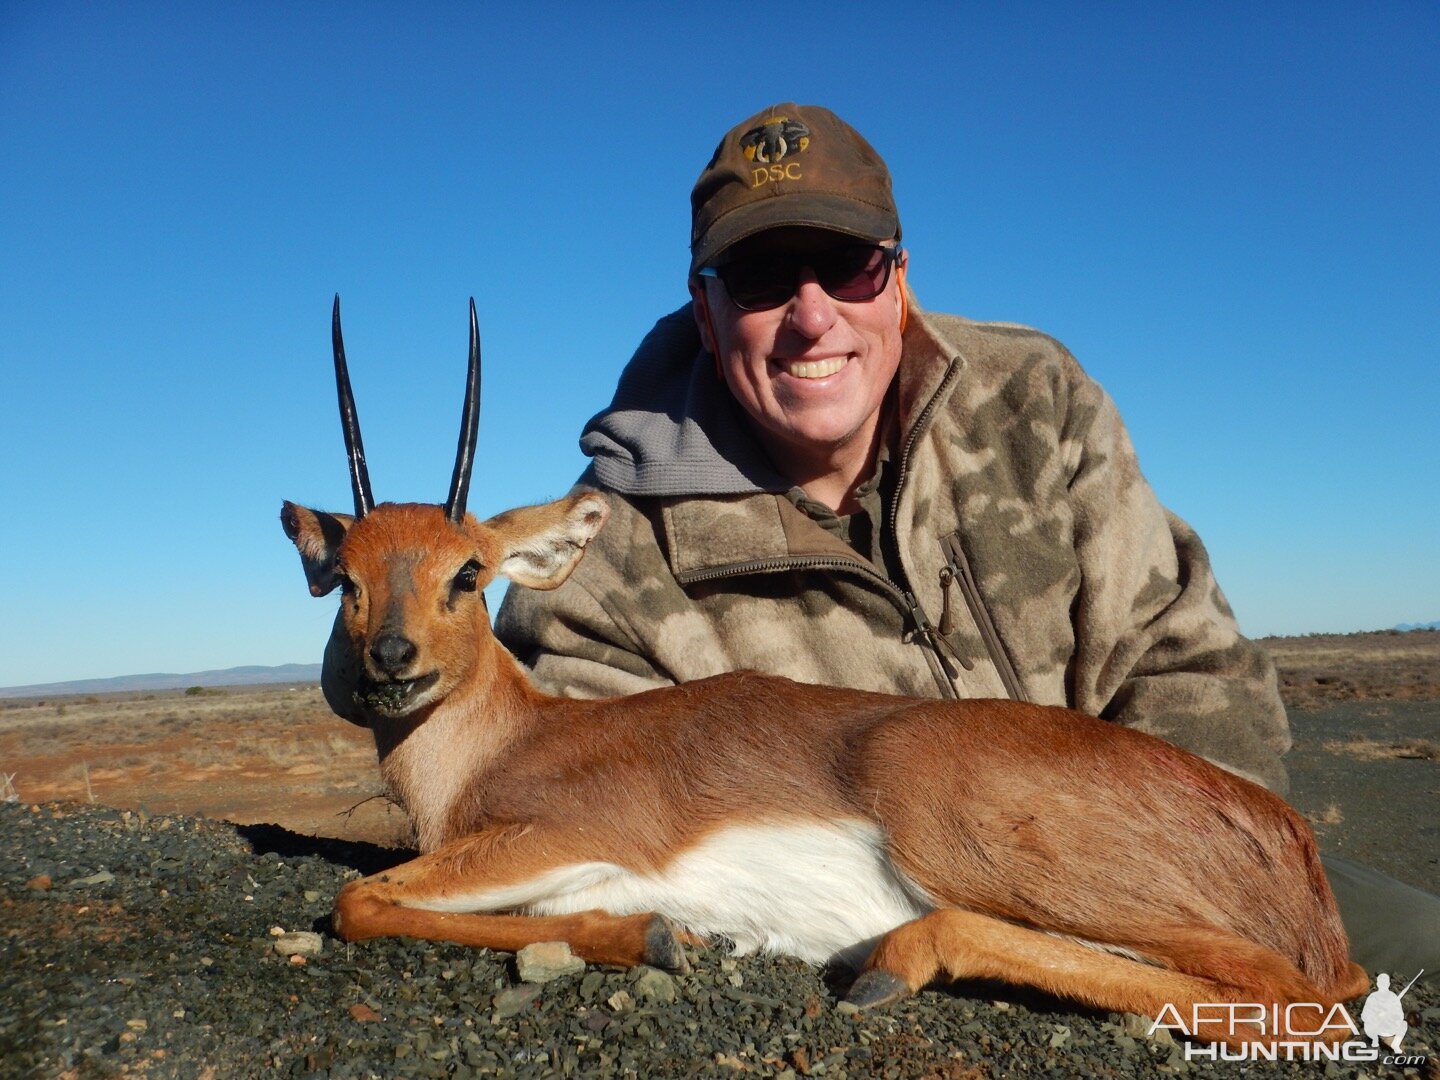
516, 941, 585, 983
492, 984, 543, 1020
272, 931, 323, 958
632, 966, 677, 1004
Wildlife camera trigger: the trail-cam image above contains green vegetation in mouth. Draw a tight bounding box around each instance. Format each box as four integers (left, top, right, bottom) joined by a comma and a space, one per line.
354, 682, 412, 713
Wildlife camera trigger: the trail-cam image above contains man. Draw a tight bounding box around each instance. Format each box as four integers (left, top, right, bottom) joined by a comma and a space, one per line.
497, 103, 1289, 790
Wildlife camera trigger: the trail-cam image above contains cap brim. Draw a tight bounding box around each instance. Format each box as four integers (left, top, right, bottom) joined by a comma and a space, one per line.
691, 193, 898, 275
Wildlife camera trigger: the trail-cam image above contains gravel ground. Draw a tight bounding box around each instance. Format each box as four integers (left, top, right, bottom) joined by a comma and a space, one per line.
4, 704, 1438, 1079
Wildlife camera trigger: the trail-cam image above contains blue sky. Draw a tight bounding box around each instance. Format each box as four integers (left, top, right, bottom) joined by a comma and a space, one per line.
2, 3, 1436, 687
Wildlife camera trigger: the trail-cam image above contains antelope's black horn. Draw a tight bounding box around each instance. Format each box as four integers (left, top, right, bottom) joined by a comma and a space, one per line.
332, 294, 374, 518
444, 298, 481, 523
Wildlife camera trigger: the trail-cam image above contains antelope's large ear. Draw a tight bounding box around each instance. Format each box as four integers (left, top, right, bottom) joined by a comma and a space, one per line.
483, 492, 609, 591
280, 501, 354, 597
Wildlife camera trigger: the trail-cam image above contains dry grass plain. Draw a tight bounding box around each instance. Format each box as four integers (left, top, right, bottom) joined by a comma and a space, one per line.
1262, 626, 1440, 706
0, 683, 412, 847
2, 628, 1437, 852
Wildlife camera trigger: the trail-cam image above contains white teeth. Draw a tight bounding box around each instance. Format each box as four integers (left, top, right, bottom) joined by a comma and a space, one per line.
782, 357, 846, 379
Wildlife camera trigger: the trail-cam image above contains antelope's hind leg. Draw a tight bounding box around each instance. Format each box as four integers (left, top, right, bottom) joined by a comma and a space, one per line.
845, 908, 1345, 1051
330, 831, 690, 973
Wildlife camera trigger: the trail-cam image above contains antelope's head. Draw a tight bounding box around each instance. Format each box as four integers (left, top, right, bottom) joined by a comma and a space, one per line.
281, 297, 608, 720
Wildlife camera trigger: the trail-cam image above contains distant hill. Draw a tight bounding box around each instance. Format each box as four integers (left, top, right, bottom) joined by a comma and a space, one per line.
4, 621, 1436, 698
0, 664, 322, 699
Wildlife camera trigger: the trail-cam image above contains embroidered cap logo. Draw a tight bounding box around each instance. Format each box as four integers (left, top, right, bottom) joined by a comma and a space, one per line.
743, 115, 810, 187
741, 116, 810, 164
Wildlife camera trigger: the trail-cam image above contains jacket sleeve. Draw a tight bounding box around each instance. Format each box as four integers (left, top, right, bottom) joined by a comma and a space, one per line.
1064, 378, 1291, 793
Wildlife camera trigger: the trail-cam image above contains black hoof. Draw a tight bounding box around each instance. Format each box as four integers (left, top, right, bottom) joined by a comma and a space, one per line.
643, 915, 691, 975
845, 969, 912, 1010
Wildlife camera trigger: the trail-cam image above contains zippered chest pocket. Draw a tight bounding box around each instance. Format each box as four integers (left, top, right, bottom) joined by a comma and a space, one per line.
938, 532, 1027, 702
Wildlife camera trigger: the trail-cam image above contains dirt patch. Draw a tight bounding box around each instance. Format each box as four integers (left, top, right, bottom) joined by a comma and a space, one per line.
1286, 698, 1440, 892
1321, 737, 1440, 761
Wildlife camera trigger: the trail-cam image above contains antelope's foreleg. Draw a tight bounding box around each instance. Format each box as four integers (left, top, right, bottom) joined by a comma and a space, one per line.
330, 826, 689, 972
846, 908, 1349, 1051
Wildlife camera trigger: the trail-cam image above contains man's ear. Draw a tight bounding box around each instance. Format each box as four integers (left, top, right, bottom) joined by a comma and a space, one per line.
482, 492, 609, 591
279, 501, 353, 597
689, 278, 719, 357
895, 252, 909, 334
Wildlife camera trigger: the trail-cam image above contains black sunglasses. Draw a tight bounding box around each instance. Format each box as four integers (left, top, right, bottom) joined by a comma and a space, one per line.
698, 243, 903, 312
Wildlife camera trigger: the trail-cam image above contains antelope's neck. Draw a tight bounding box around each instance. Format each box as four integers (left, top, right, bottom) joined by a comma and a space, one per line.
371, 660, 540, 852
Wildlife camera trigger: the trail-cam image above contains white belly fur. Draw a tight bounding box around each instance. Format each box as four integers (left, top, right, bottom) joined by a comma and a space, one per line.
417, 819, 935, 966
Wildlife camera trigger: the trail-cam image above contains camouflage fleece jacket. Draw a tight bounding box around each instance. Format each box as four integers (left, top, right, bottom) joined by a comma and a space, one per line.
495, 300, 1290, 792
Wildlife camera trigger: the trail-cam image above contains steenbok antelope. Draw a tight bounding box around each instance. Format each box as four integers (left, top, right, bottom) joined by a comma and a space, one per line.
281, 298, 1367, 1050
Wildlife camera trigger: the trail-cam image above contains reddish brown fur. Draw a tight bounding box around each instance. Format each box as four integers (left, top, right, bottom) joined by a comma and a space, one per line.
283, 494, 1367, 1050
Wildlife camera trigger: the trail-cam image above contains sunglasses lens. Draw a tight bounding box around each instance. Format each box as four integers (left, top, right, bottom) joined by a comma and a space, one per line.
715, 245, 893, 311
717, 258, 795, 311
820, 245, 890, 301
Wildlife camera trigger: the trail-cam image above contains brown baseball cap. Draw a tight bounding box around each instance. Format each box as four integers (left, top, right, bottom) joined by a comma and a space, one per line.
689, 103, 900, 275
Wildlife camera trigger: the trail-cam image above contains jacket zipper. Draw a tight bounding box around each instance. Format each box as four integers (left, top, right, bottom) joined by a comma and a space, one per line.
677, 555, 959, 699
939, 533, 1027, 702
674, 359, 971, 700
887, 359, 963, 535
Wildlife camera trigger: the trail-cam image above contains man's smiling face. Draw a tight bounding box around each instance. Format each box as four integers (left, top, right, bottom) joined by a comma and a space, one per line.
692, 227, 906, 469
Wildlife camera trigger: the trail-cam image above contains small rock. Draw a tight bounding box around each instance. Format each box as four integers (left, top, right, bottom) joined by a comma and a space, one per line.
1119, 1012, 1154, 1038
268, 926, 286, 937
580, 971, 607, 1000
73, 870, 114, 887
493, 984, 543, 1020
126, 1019, 148, 1032
835, 1001, 861, 1017
1049, 1024, 1071, 1048
348, 1003, 382, 1023
633, 966, 677, 1004
272, 931, 323, 958
606, 990, 635, 1014
516, 941, 584, 983
288, 954, 307, 966
24, 874, 52, 891
303, 890, 322, 903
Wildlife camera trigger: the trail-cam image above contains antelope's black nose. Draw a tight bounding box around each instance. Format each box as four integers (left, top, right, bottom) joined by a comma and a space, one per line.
369, 634, 417, 676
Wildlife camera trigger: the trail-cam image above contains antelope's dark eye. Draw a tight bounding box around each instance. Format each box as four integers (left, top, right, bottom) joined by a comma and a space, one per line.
453, 560, 482, 593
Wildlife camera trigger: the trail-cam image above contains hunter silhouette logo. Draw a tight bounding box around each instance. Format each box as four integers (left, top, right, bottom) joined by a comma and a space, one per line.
1361, 970, 1422, 1052
741, 115, 810, 163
